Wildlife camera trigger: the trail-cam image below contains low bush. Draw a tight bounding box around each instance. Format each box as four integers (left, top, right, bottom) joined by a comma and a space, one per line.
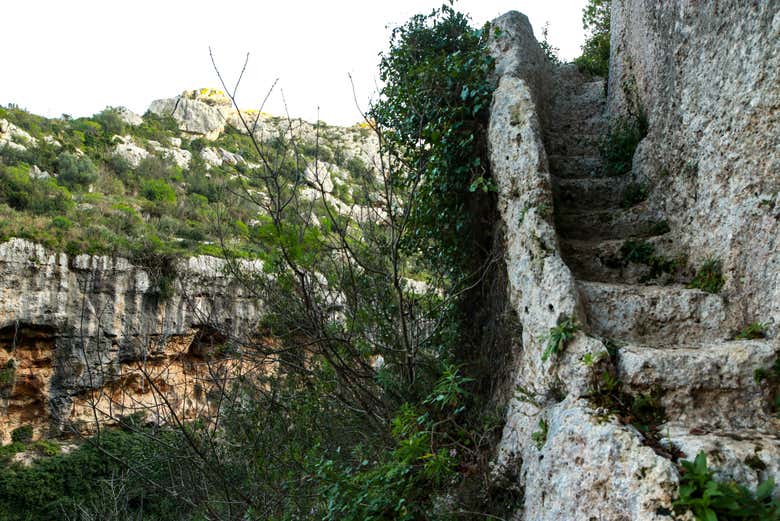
674, 451, 780, 520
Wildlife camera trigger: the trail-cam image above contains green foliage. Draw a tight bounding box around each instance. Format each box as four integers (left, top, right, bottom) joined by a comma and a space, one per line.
674, 451, 780, 520
316, 364, 480, 521
369, 3, 495, 277
56, 152, 98, 189
0, 429, 183, 521
0, 164, 73, 215
574, 0, 610, 76
602, 114, 648, 177
531, 418, 549, 450
0, 442, 25, 461
10, 425, 33, 444
31, 440, 60, 457
619, 239, 682, 282
587, 369, 666, 434
688, 259, 725, 294
736, 322, 767, 340
541, 318, 578, 361
539, 22, 561, 65
141, 179, 176, 203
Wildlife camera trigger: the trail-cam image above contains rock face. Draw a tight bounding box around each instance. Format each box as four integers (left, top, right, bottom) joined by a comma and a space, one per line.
608, 0, 780, 334
0, 239, 263, 443
488, 9, 779, 521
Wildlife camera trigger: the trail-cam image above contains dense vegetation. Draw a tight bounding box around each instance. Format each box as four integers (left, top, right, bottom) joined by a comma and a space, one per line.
0, 104, 372, 262
0, 5, 506, 520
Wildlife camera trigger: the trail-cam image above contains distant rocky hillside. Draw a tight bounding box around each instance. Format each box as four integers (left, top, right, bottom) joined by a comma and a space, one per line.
0, 88, 379, 261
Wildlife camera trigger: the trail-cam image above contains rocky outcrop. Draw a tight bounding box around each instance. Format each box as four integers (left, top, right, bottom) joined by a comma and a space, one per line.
0, 119, 37, 152
488, 9, 779, 521
115, 106, 143, 126
0, 239, 263, 443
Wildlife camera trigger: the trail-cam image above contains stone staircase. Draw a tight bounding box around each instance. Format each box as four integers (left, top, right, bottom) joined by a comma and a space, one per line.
546, 65, 780, 486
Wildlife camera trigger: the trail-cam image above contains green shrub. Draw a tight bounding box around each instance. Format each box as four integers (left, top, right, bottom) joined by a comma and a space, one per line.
602, 115, 648, 177
141, 179, 176, 203
574, 0, 610, 76
56, 152, 98, 189
0, 442, 26, 460
10, 425, 33, 444
688, 259, 725, 294
369, 3, 495, 277
673, 451, 779, 520
0, 165, 72, 214
539, 22, 560, 65
92, 107, 128, 137
31, 440, 60, 457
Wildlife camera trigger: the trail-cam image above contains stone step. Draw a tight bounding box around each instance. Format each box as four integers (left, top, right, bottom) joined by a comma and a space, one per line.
552, 175, 631, 211
577, 281, 728, 344
547, 109, 607, 136
560, 235, 681, 284
546, 132, 603, 157
548, 155, 606, 179
662, 424, 780, 493
618, 340, 778, 429
555, 203, 667, 240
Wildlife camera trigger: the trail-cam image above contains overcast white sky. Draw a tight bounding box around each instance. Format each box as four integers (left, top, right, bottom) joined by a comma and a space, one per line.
1, 1, 587, 126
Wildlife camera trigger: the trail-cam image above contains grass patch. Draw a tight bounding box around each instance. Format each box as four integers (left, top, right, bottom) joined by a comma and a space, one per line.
688, 259, 725, 294
736, 322, 767, 340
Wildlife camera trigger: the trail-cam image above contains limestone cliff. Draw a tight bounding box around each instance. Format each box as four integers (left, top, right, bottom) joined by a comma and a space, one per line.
0, 238, 263, 443
488, 8, 778, 520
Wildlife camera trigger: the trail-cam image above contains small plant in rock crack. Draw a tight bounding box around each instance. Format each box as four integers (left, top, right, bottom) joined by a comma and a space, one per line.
531, 418, 549, 450
601, 113, 648, 177
619, 239, 683, 282
688, 259, 725, 294
736, 322, 768, 340
587, 368, 666, 435
540, 318, 578, 361
621, 182, 649, 208
673, 451, 780, 520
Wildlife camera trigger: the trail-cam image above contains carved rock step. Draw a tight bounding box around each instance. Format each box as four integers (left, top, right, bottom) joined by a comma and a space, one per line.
547, 109, 607, 139
560, 235, 680, 284
546, 132, 603, 157
577, 281, 728, 344
662, 424, 780, 494
618, 340, 778, 429
548, 155, 606, 179
552, 175, 631, 210
556, 203, 666, 240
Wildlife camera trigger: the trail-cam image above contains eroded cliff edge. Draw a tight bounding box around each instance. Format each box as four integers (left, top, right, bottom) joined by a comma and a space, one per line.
0, 238, 263, 443
488, 6, 778, 520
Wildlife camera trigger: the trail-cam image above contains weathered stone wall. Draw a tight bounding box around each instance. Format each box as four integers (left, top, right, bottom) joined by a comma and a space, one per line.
0, 238, 263, 442
609, 0, 780, 333
488, 5, 779, 520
